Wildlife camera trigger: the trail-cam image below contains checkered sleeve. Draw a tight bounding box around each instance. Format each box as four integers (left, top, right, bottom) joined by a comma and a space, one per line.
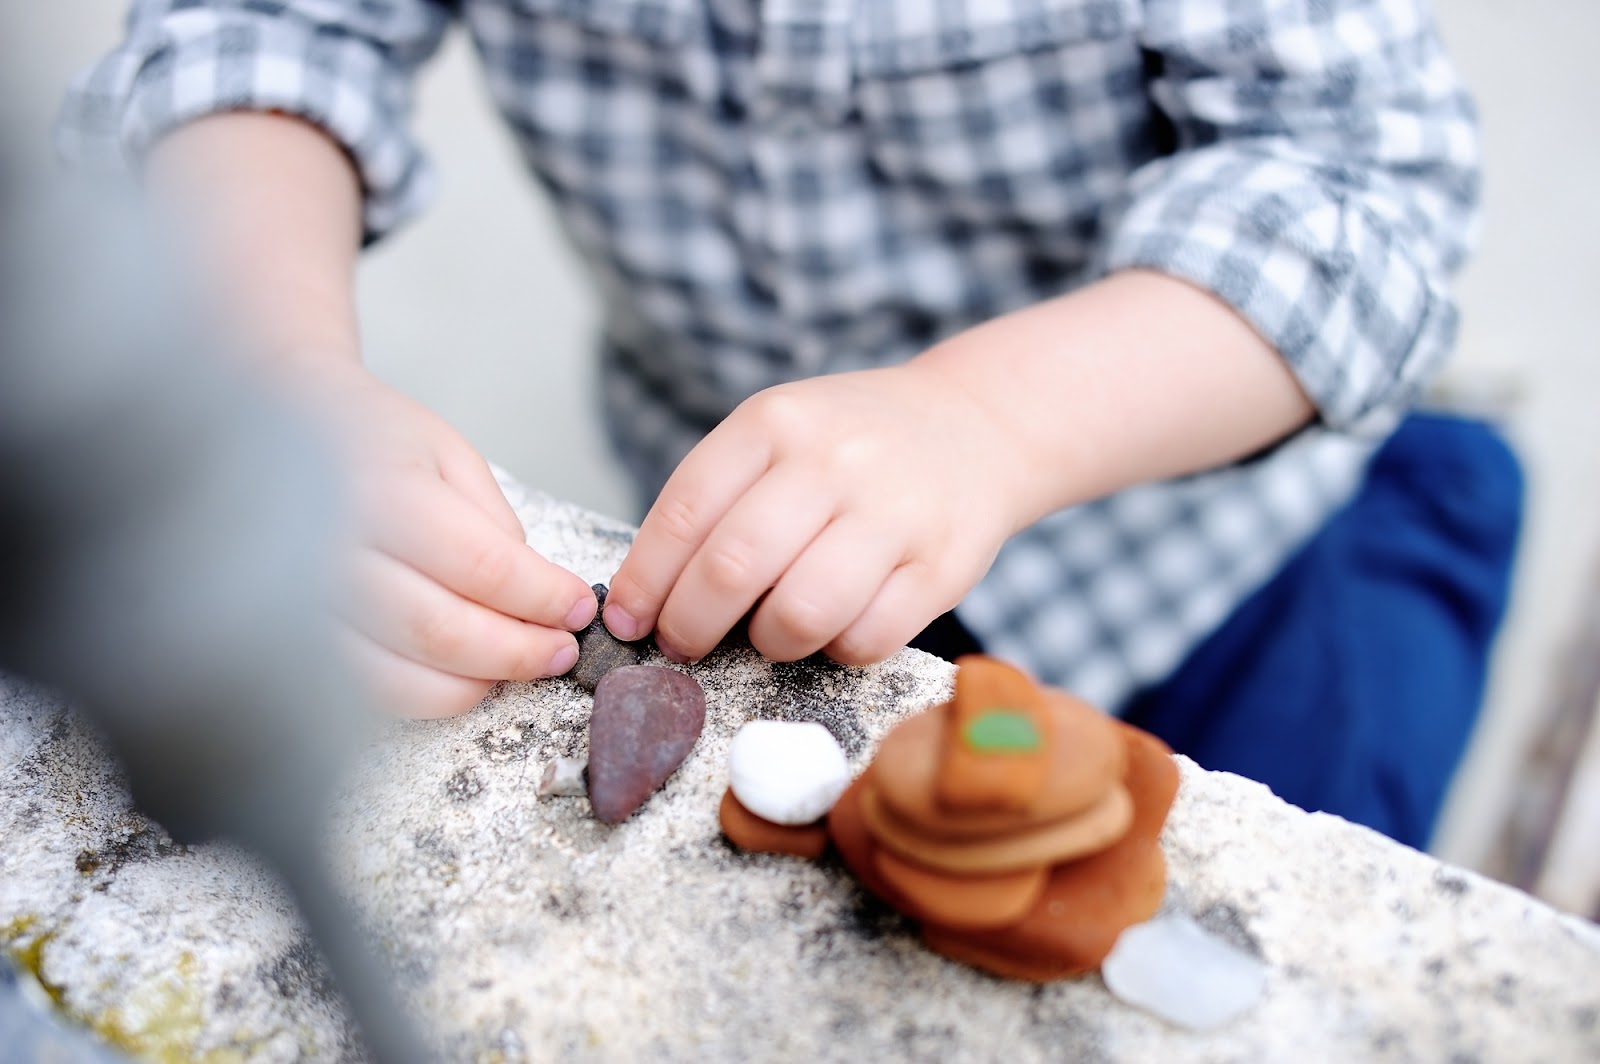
57, 0, 454, 241
1104, 0, 1482, 436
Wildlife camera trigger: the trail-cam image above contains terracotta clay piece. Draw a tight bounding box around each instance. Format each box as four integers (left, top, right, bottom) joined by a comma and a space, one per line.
719, 789, 829, 859
860, 783, 1134, 874
832, 656, 1184, 979
714, 654, 1179, 984
935, 657, 1053, 814
569, 584, 644, 692
587, 665, 706, 824
832, 655, 1179, 982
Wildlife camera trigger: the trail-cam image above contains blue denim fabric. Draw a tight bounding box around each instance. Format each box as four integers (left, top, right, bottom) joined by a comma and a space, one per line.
1120, 414, 1523, 848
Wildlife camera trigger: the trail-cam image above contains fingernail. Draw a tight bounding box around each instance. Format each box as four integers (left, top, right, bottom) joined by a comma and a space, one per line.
565, 596, 597, 631
655, 638, 694, 666
549, 643, 579, 676
604, 603, 644, 642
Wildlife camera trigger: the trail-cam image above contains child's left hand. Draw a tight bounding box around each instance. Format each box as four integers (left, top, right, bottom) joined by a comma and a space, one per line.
602, 362, 1029, 665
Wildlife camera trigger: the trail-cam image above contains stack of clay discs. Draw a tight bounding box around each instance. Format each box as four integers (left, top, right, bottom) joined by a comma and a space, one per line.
828, 655, 1180, 981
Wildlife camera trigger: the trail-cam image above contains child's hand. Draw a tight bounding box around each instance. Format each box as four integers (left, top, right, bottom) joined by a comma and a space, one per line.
313, 363, 598, 717
142, 112, 599, 717
603, 363, 1030, 666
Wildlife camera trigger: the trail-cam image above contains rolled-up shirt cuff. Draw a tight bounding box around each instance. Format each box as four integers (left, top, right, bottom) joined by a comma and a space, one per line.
58, 9, 434, 242
1101, 149, 1456, 439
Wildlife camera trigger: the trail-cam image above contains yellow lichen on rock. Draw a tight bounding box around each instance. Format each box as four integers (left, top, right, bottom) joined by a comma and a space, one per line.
85, 952, 247, 1064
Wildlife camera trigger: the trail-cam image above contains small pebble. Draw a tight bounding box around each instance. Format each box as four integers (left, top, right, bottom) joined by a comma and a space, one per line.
537, 757, 588, 799
569, 584, 643, 692
588, 665, 706, 824
728, 720, 851, 826
1101, 910, 1268, 1030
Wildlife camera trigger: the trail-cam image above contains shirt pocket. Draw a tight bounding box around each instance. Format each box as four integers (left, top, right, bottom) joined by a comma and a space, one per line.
467, 0, 702, 155
851, 0, 1149, 235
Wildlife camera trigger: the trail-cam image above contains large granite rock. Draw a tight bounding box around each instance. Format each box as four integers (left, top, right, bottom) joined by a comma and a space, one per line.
3, 488, 1598, 1062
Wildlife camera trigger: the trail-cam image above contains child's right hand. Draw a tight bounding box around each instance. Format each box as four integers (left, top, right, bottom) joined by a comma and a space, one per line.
309, 362, 597, 718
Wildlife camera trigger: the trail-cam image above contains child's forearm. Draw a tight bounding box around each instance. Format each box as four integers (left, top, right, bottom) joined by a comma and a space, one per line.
911, 270, 1316, 531
147, 111, 366, 372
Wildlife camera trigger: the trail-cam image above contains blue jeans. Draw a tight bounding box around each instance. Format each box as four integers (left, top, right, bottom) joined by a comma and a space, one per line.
1120, 414, 1523, 848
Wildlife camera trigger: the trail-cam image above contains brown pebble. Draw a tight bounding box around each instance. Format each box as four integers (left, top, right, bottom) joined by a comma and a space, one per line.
719, 789, 828, 859
587, 665, 705, 824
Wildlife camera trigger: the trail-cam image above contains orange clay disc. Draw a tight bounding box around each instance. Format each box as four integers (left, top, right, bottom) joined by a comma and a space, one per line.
719, 788, 829, 859
862, 785, 1133, 875
923, 831, 1167, 979
1114, 721, 1180, 843
920, 925, 1097, 983
826, 776, 903, 905
872, 847, 1047, 931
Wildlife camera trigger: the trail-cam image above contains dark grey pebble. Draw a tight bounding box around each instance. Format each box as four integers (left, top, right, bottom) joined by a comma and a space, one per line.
569, 583, 643, 692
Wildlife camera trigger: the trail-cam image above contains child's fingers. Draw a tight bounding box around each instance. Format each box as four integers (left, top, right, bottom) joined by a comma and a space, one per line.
365, 477, 595, 630
348, 549, 580, 682
337, 624, 493, 719
605, 427, 773, 641
824, 559, 955, 667
650, 465, 834, 661
439, 444, 528, 541
745, 515, 908, 662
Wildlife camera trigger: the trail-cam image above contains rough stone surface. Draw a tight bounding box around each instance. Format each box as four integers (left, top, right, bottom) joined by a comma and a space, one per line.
3, 484, 1600, 1062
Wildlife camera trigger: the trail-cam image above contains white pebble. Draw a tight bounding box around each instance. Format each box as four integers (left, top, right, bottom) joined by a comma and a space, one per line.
1101, 910, 1268, 1030
728, 720, 851, 826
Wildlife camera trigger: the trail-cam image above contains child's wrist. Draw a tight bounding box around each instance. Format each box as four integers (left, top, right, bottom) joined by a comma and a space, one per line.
897, 349, 1053, 535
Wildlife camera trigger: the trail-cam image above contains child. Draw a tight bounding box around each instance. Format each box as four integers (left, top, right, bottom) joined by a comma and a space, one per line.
62, 0, 1519, 847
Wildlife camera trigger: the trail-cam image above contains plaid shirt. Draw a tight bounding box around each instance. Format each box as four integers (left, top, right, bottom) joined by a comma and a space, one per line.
62, 0, 1480, 711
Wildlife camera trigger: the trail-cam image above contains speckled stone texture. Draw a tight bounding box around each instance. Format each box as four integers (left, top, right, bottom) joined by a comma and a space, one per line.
3, 482, 1599, 1063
